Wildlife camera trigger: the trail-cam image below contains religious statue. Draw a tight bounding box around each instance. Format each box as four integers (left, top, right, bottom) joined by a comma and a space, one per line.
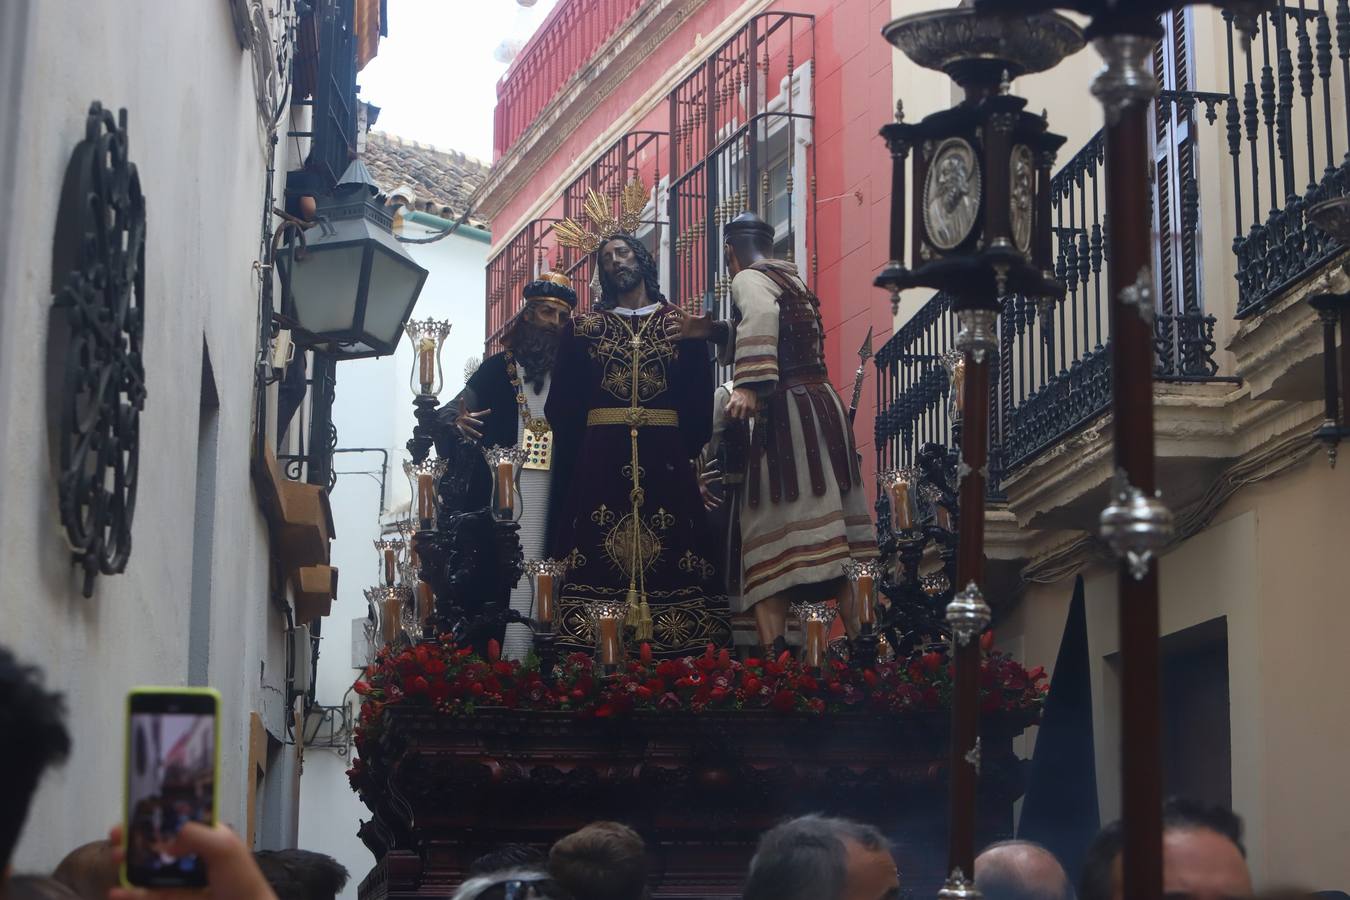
676, 212, 879, 657
444, 272, 576, 658
546, 180, 731, 657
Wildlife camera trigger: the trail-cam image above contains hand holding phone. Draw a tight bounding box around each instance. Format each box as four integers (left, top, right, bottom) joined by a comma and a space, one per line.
107, 822, 278, 900
121, 688, 221, 889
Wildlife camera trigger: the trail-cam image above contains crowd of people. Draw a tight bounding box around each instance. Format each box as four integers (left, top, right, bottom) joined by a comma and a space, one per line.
4, 643, 1347, 900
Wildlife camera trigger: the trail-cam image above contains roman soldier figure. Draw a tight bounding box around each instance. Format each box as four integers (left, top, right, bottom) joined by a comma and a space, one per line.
678, 212, 879, 656
446, 271, 576, 658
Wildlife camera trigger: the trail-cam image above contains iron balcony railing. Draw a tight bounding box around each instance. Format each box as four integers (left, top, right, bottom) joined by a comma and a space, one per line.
493, 0, 644, 160
876, 5, 1350, 481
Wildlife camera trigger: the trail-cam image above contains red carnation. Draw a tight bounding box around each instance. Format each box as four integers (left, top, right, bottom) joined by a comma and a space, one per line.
922, 651, 943, 673
407, 676, 429, 696
710, 686, 728, 701
487, 639, 502, 662
980, 630, 995, 652
640, 642, 653, 665
354, 680, 373, 695
718, 648, 732, 669
743, 676, 762, 693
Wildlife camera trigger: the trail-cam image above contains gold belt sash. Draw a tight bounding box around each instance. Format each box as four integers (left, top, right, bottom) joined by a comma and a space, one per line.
586, 408, 680, 428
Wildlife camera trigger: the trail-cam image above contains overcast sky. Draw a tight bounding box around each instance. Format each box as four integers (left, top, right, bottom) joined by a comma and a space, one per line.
358, 0, 560, 161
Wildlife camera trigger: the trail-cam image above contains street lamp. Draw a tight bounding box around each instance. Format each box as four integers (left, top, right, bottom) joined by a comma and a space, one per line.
876, 9, 1082, 897
966, 4, 1271, 900
275, 161, 429, 360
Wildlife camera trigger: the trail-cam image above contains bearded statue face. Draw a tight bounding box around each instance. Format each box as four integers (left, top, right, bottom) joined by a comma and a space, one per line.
505, 301, 567, 389
599, 237, 645, 293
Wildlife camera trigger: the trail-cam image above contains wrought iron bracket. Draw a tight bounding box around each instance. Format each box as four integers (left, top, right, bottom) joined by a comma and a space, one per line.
50, 102, 147, 597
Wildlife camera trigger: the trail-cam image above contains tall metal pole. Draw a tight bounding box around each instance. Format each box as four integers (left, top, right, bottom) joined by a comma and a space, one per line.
944, 308, 997, 894
1093, 29, 1175, 900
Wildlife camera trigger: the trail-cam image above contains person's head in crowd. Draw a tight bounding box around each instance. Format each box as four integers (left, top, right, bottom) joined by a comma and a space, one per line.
450, 869, 573, 900
974, 840, 1073, 900
107, 821, 279, 900
549, 822, 648, 900
0, 875, 80, 900
253, 849, 349, 900
1079, 798, 1252, 900
0, 647, 72, 885
742, 814, 899, 900
469, 844, 548, 878
51, 840, 118, 900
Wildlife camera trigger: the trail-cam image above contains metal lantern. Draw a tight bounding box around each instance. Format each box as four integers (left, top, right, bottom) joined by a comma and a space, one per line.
874, 10, 1079, 315
406, 318, 452, 397
1306, 196, 1350, 465
373, 537, 405, 587
274, 163, 429, 360
790, 600, 838, 670
404, 458, 448, 530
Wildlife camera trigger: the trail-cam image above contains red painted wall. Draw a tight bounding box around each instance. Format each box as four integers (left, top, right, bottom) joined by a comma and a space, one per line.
492, 0, 899, 496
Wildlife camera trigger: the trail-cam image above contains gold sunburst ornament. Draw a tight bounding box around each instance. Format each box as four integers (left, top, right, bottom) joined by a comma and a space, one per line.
553, 177, 650, 253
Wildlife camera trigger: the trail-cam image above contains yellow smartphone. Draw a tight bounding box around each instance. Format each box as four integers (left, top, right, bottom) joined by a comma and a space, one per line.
121, 687, 221, 888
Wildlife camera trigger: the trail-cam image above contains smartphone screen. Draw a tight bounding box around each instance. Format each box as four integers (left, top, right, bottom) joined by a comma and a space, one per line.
123, 689, 219, 888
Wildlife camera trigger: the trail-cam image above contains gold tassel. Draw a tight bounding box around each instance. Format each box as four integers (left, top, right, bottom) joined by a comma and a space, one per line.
625, 587, 640, 627
636, 594, 654, 642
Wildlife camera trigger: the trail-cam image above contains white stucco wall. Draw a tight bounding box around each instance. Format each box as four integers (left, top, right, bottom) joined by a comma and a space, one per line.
298, 221, 488, 898
0, 0, 298, 869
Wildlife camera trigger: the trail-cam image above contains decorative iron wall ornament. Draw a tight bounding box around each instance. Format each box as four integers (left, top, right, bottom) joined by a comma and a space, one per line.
50, 101, 147, 597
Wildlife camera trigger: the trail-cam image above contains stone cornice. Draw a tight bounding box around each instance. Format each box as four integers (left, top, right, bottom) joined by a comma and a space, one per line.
999, 381, 1323, 532
478, 0, 774, 250
1229, 252, 1349, 398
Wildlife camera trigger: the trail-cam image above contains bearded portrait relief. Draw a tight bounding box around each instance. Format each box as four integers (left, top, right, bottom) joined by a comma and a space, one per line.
923, 138, 981, 251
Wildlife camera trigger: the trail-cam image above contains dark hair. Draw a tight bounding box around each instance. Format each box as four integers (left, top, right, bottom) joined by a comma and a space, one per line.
2, 875, 81, 900
596, 236, 665, 311
52, 839, 118, 900
974, 840, 1073, 900
470, 844, 549, 878
548, 821, 648, 900
0, 647, 71, 874
742, 814, 891, 900
723, 212, 774, 267
1079, 799, 1246, 900
253, 848, 350, 900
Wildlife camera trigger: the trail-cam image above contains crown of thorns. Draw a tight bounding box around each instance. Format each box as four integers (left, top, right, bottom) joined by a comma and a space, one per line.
553, 177, 649, 253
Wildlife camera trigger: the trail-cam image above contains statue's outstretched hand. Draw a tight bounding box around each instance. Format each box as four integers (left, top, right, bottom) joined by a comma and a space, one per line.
698, 462, 723, 511
455, 397, 491, 442
664, 306, 716, 342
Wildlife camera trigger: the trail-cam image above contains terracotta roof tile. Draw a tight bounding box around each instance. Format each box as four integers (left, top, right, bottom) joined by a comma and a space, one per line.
363, 130, 491, 229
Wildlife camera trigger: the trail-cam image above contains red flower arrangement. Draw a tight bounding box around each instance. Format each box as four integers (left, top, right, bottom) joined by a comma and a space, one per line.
347, 635, 1048, 780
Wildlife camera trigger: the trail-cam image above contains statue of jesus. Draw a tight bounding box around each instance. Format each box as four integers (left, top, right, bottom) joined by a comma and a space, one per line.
546, 198, 731, 658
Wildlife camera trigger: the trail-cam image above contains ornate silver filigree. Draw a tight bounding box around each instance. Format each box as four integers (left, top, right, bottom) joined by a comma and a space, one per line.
1119, 266, 1156, 327
955, 309, 999, 365
882, 8, 1084, 81
937, 867, 982, 899
1010, 145, 1034, 254
965, 737, 982, 775
1098, 467, 1175, 581
947, 581, 992, 646
924, 138, 982, 251
957, 460, 989, 487
1091, 34, 1159, 126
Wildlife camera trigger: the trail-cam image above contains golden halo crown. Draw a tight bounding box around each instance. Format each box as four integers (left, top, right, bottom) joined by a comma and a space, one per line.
553, 177, 649, 253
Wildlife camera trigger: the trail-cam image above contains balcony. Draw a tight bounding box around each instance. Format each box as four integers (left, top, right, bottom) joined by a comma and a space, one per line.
876, 4, 1349, 537
493, 0, 645, 160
